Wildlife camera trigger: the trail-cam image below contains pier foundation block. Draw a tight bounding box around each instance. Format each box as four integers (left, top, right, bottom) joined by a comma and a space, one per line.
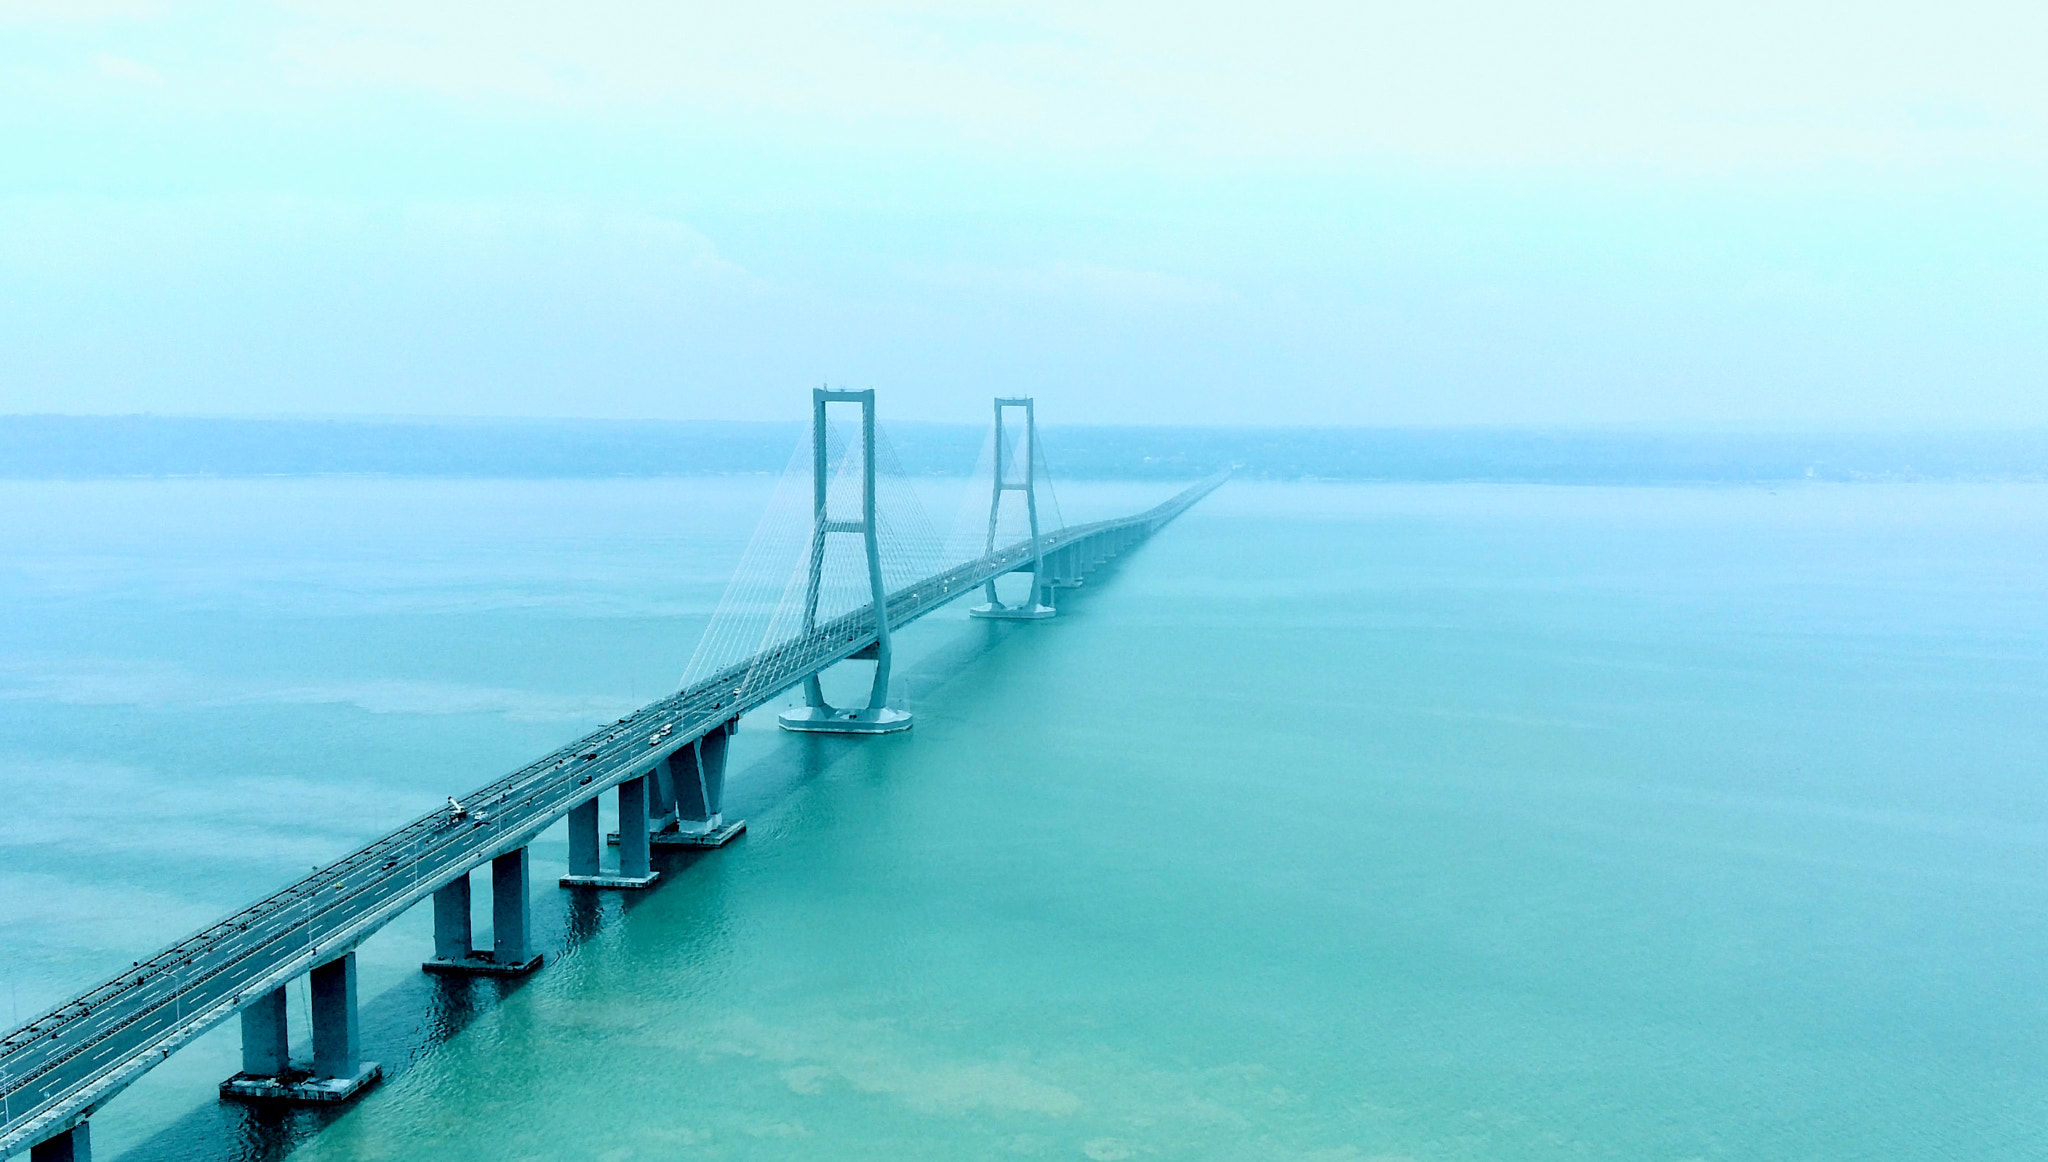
968, 600, 1055, 620
777, 705, 914, 733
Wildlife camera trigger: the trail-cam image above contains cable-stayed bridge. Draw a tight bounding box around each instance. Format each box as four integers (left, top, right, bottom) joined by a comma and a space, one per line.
0, 391, 1226, 1160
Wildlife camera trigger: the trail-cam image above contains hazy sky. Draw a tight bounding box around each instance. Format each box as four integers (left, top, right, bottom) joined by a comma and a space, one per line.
2, 2, 2044, 425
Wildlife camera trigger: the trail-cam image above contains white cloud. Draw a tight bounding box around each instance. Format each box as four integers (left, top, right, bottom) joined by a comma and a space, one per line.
247, 1, 2048, 171
0, 0, 161, 22
91, 52, 161, 83
5, 1, 2048, 425
914, 261, 1234, 311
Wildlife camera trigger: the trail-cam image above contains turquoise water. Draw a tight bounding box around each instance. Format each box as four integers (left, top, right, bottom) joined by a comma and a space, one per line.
4, 479, 2047, 1160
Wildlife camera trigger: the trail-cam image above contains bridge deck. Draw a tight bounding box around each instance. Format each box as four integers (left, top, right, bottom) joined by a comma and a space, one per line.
0, 472, 1225, 1154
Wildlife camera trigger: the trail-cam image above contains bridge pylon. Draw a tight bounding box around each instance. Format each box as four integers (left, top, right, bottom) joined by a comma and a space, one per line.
969, 397, 1056, 620
779, 388, 914, 734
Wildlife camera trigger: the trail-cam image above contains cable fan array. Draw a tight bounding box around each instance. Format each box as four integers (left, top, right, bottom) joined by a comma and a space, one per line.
679, 416, 946, 703
679, 403, 1075, 705
943, 412, 1066, 566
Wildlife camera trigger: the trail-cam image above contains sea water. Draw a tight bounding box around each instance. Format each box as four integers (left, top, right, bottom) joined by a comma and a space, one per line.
2, 478, 2045, 1160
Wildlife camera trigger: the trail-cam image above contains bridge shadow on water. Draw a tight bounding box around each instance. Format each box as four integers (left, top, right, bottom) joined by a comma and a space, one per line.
111, 612, 1048, 1162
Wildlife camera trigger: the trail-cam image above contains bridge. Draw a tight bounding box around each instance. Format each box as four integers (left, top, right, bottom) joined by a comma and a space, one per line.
0, 391, 1227, 1161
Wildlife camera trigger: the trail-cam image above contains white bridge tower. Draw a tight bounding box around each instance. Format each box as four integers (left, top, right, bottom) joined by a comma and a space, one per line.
778, 388, 915, 733
969, 397, 1056, 620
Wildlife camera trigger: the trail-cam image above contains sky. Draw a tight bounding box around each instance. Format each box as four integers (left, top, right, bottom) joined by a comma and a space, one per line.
1, 1, 2044, 426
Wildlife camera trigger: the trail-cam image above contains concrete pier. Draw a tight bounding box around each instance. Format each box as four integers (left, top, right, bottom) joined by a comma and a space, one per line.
240, 987, 290, 1077
618, 774, 653, 880
608, 724, 747, 846
29, 1123, 87, 1162
492, 849, 533, 965
561, 781, 659, 888
650, 761, 677, 830
422, 852, 542, 976
220, 953, 380, 1104
568, 796, 599, 877
1049, 546, 1084, 589
310, 955, 359, 1082
430, 875, 471, 961
663, 721, 745, 846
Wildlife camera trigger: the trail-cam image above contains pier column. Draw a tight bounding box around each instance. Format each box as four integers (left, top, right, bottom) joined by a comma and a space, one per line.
310, 953, 361, 1081
665, 742, 700, 815
492, 848, 531, 966
30, 1123, 88, 1162
702, 723, 734, 813
423, 859, 539, 975
239, 986, 290, 1077
563, 781, 659, 887
660, 720, 745, 847
618, 775, 652, 880
649, 762, 677, 831
223, 959, 380, 1101
1051, 546, 1082, 589
568, 796, 600, 878
432, 874, 472, 962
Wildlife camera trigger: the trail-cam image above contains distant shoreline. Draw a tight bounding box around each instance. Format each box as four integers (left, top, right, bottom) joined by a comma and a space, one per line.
3, 415, 2045, 484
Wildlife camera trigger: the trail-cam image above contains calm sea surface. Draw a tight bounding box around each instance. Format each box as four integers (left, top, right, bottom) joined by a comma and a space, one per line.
3, 478, 2046, 1161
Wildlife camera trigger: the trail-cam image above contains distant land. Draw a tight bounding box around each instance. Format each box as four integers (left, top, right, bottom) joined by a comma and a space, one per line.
3, 415, 2046, 483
